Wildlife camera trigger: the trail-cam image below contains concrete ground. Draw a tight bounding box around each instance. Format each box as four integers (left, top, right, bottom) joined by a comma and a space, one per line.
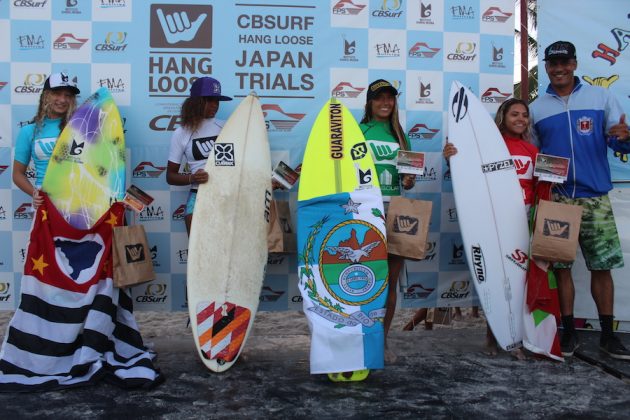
1, 311, 629, 419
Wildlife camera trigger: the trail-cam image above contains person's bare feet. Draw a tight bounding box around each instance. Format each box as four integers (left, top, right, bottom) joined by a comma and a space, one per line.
384, 343, 397, 364
483, 340, 499, 357
510, 348, 527, 361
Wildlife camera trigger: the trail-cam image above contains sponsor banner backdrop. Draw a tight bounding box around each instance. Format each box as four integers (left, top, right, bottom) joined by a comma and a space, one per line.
538, 0, 630, 324
3, 0, 514, 312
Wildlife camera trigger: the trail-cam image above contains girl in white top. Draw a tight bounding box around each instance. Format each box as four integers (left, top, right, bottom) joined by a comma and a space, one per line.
166, 77, 232, 234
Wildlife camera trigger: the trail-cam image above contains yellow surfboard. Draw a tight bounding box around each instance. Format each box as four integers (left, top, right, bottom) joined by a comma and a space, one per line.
297, 99, 387, 375
298, 98, 380, 201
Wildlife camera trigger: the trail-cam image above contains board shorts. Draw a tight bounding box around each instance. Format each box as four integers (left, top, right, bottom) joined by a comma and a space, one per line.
185, 189, 197, 216
553, 194, 624, 271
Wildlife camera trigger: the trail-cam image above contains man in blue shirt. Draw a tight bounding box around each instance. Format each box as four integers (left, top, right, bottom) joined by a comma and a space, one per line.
531, 41, 630, 360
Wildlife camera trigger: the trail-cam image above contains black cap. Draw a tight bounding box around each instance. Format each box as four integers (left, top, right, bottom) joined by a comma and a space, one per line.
44, 72, 80, 94
367, 79, 398, 101
543, 41, 577, 61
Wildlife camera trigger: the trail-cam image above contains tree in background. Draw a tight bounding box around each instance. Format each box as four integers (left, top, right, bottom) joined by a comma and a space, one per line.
514, 0, 538, 101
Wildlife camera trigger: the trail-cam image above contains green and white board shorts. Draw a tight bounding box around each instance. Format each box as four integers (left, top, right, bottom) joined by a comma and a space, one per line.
553, 194, 624, 271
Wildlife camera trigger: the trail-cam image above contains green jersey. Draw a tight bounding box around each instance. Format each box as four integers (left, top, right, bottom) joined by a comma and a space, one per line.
359, 120, 409, 199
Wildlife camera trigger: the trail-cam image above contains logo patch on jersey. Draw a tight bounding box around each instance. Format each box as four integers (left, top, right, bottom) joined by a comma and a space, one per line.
577, 116, 593, 135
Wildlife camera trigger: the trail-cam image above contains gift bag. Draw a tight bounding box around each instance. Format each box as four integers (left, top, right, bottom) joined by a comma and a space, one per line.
267, 200, 296, 253
531, 199, 583, 263
112, 224, 155, 288
386, 197, 432, 260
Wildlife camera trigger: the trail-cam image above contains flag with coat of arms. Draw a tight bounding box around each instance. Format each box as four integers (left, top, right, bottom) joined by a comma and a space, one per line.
298, 189, 388, 373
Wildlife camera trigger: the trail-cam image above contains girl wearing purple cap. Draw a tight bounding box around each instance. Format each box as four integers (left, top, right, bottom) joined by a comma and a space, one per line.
13, 72, 80, 209
166, 76, 232, 235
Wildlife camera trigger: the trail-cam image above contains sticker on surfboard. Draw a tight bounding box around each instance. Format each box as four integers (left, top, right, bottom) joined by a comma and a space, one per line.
196, 301, 251, 364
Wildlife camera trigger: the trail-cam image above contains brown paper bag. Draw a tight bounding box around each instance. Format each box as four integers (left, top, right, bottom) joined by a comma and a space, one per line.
267, 200, 296, 253
531, 199, 583, 263
112, 224, 155, 288
386, 197, 432, 260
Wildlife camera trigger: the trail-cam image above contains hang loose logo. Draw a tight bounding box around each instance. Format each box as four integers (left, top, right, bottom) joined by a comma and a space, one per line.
156, 8, 207, 44
125, 244, 146, 263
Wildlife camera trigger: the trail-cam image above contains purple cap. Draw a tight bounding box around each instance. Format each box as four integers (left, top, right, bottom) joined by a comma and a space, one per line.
189, 77, 232, 101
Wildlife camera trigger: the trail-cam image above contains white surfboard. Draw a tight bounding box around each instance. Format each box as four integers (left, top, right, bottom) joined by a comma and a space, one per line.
187, 93, 271, 372
447, 81, 528, 351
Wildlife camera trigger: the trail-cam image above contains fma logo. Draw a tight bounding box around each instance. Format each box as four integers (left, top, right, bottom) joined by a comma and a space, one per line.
332, 0, 366, 15
99, 0, 126, 7
140, 205, 165, 222
408, 123, 439, 139
0, 165, 8, 176
95, 32, 128, 52
372, 0, 403, 18
482, 7, 512, 22
260, 286, 285, 302
133, 161, 167, 178
98, 77, 125, 93
450, 4, 474, 19
409, 42, 440, 58
0, 82, 6, 91
332, 82, 364, 98
136, 283, 167, 304
53, 33, 88, 50
17, 34, 45, 50
447, 207, 457, 222
0, 206, 6, 220
176, 248, 188, 264
481, 87, 510, 103
375, 42, 401, 58
262, 104, 305, 132
416, 167, 436, 182
150, 4, 212, 48
14, 73, 46, 94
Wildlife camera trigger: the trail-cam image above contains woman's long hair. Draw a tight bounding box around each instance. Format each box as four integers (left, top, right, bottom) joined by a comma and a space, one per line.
494, 98, 530, 141
32, 90, 77, 136
180, 97, 209, 133
360, 96, 408, 151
